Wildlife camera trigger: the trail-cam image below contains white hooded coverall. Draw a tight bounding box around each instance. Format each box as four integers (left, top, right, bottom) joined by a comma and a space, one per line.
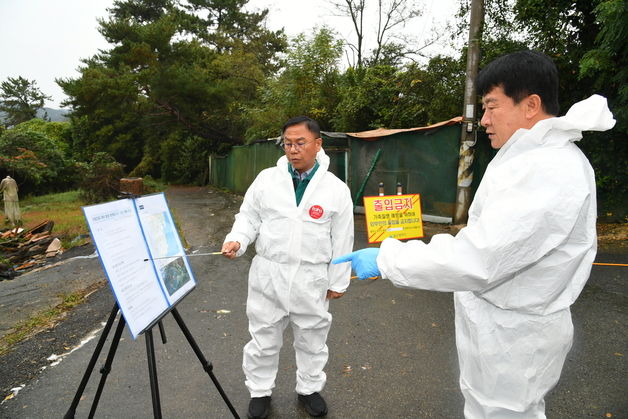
224, 149, 354, 397
377, 95, 615, 418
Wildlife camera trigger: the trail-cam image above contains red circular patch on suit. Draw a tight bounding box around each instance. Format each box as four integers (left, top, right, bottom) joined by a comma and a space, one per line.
309, 205, 324, 219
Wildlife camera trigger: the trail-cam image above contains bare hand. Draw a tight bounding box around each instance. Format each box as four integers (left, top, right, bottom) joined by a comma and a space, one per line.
221, 241, 240, 259
326, 290, 344, 300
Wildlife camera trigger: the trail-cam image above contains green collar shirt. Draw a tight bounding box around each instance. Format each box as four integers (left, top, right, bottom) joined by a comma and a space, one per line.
288, 161, 319, 206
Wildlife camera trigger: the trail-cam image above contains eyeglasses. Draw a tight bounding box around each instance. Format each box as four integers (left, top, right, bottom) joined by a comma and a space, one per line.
280, 139, 318, 151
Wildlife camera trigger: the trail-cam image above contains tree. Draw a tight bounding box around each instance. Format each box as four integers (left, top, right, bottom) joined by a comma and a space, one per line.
332, 54, 465, 131
58, 0, 286, 181
332, 0, 366, 67
244, 27, 344, 139
0, 76, 51, 127
506, 0, 627, 219
0, 129, 70, 194
579, 0, 628, 131
333, 64, 400, 131
577, 0, 628, 218
455, 0, 627, 219
392, 55, 466, 126
11, 119, 72, 155
77, 152, 125, 203
330, 0, 438, 68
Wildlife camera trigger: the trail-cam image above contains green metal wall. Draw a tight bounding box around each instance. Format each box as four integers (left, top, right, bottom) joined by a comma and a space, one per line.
349, 124, 497, 218
208, 125, 494, 219
350, 125, 459, 217
208, 137, 350, 194
209, 142, 284, 194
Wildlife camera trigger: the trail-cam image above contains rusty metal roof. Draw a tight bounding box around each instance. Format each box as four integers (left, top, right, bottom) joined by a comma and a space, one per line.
346, 116, 462, 141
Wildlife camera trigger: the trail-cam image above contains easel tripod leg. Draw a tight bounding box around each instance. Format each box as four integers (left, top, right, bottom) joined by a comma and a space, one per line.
158, 320, 167, 343
145, 329, 163, 419
64, 304, 119, 419
171, 308, 240, 419
88, 314, 127, 418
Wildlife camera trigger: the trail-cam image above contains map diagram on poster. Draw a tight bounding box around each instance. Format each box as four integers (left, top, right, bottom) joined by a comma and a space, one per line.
83, 193, 196, 338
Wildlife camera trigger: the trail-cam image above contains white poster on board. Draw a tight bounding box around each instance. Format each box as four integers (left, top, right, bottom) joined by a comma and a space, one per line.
83, 193, 196, 338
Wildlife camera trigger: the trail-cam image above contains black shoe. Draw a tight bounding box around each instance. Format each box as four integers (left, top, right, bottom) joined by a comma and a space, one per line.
298, 392, 328, 417
248, 396, 271, 419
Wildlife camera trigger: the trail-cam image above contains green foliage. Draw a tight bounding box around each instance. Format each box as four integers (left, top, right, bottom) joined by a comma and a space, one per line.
57, 65, 151, 169
0, 76, 51, 127
510, 0, 627, 218
577, 0, 628, 220
159, 132, 213, 184
457, 0, 628, 218
0, 129, 70, 193
244, 27, 343, 139
78, 152, 125, 203
334, 65, 400, 131
58, 0, 287, 178
21, 190, 83, 206
5, 120, 79, 193
579, 0, 628, 131
244, 26, 466, 135
40, 0, 625, 220
140, 175, 165, 194
11, 119, 72, 155
129, 153, 161, 179
381, 56, 466, 127
577, 131, 627, 221
333, 55, 465, 131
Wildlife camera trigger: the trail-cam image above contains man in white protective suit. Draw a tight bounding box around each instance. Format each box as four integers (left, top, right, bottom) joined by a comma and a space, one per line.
222, 116, 354, 419
333, 50, 616, 418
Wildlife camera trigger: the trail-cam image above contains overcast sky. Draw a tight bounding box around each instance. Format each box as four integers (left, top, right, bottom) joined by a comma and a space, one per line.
0, 0, 459, 108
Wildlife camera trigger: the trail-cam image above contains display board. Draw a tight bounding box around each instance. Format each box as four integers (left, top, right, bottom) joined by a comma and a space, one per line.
83, 193, 196, 338
363, 194, 424, 243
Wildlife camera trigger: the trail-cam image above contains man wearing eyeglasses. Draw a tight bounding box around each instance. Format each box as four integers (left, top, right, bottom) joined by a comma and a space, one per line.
222, 116, 354, 418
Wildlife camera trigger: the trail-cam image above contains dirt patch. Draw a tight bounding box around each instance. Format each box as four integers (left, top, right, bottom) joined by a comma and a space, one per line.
597, 223, 628, 252
597, 223, 628, 242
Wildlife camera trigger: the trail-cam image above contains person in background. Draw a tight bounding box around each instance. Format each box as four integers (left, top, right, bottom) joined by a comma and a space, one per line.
222, 116, 354, 418
0, 175, 21, 227
334, 50, 615, 418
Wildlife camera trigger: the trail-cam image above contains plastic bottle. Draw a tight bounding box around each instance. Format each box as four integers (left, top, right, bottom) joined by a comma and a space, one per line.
378, 182, 385, 196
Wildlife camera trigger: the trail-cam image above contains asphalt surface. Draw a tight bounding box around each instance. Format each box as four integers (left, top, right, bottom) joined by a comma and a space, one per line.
0, 185, 626, 418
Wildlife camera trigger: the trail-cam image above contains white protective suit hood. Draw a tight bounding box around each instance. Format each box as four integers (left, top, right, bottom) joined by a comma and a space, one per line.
495, 94, 616, 159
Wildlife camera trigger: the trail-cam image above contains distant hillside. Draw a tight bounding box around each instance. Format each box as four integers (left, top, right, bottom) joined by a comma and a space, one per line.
0, 107, 69, 125
37, 107, 69, 122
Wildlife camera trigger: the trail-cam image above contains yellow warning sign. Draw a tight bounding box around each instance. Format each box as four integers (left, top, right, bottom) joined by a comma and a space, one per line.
363, 194, 423, 243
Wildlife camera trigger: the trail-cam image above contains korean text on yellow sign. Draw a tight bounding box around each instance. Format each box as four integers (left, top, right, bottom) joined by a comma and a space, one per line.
363, 194, 423, 243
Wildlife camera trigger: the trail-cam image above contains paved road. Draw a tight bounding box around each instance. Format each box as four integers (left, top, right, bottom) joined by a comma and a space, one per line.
0, 186, 626, 418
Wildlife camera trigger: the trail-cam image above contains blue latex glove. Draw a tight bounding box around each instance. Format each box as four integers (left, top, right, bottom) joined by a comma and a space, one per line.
332, 248, 381, 280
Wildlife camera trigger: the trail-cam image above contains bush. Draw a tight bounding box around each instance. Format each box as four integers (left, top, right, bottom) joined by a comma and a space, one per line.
160, 133, 211, 184
141, 175, 166, 194
78, 152, 125, 203
0, 129, 70, 194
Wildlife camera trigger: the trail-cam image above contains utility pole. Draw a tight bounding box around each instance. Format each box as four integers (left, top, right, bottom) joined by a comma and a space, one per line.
453, 0, 484, 225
